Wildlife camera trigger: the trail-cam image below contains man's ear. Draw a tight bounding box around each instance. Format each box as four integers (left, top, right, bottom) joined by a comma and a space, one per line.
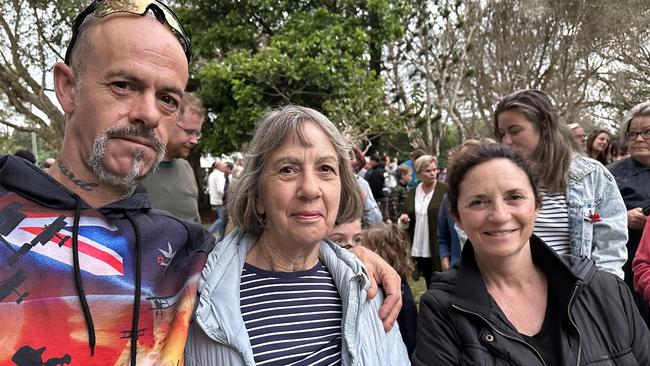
53, 62, 77, 114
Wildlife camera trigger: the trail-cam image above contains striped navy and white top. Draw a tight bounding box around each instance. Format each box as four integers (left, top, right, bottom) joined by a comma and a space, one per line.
240, 261, 343, 366
534, 188, 571, 255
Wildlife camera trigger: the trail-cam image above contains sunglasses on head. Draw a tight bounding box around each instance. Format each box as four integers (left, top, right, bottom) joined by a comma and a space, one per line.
64, 0, 191, 65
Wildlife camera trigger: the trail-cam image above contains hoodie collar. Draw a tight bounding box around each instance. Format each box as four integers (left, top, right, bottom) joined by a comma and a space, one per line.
0, 155, 151, 213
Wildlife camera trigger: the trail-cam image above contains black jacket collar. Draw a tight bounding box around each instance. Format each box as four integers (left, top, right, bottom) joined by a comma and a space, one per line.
432, 235, 597, 329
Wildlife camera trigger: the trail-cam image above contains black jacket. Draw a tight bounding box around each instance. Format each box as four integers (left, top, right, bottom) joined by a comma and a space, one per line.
413, 235, 650, 365
365, 163, 387, 199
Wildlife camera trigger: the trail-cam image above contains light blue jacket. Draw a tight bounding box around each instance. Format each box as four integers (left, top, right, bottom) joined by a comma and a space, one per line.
184, 229, 410, 365
567, 154, 628, 278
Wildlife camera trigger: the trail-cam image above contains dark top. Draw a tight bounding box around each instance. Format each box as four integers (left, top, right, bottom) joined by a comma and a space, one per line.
397, 280, 417, 360
365, 163, 387, 199
608, 157, 650, 288
521, 286, 562, 366
388, 181, 409, 223
412, 234, 650, 365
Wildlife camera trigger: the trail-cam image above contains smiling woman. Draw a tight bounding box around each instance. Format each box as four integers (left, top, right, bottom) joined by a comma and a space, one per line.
185, 105, 409, 366
412, 143, 650, 366
493, 89, 628, 279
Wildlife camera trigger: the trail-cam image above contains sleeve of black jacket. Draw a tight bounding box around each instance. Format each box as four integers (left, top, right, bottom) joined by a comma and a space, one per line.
413, 290, 461, 365
618, 276, 650, 364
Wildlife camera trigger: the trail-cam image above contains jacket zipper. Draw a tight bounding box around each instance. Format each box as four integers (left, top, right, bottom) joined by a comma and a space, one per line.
567, 283, 582, 366
451, 304, 547, 366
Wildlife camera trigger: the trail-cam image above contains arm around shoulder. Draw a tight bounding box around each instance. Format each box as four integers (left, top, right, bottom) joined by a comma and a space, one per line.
616, 275, 650, 364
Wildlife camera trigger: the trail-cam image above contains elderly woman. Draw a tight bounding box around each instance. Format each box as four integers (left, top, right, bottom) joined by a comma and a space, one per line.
185, 106, 409, 365
494, 89, 627, 278
413, 143, 650, 365
398, 155, 448, 289
610, 101, 650, 323
586, 129, 611, 165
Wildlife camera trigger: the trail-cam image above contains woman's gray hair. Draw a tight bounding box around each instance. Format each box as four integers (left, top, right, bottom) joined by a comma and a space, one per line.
623, 101, 650, 134
229, 105, 363, 235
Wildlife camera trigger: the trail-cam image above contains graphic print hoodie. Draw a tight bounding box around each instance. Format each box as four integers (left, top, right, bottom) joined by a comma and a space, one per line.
0, 156, 215, 365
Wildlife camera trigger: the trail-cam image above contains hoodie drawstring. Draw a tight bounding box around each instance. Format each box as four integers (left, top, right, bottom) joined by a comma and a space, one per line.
125, 211, 143, 366
71, 194, 96, 355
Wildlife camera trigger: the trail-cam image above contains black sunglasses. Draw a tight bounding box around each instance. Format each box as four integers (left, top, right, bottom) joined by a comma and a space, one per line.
64, 0, 191, 65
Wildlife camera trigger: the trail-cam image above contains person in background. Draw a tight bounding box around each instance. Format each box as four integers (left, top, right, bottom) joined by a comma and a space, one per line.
634, 218, 650, 306
363, 224, 417, 361
586, 129, 611, 165
328, 218, 363, 249
400, 148, 425, 188
399, 154, 448, 289
185, 105, 408, 365
610, 136, 630, 162
388, 165, 412, 224
609, 100, 650, 325
143, 92, 205, 223
13, 149, 36, 164
42, 157, 56, 171
494, 89, 627, 278
414, 143, 650, 366
365, 152, 389, 220
207, 160, 227, 240
351, 145, 383, 228
567, 122, 587, 151
436, 167, 447, 182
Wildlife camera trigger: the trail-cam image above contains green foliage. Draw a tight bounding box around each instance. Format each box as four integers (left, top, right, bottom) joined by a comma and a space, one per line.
177, 0, 406, 154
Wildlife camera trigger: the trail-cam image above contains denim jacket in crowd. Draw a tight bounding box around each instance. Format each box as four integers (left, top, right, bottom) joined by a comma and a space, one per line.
567, 153, 628, 279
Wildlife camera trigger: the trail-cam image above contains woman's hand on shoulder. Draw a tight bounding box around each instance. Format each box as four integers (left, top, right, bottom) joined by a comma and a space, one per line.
349, 245, 402, 332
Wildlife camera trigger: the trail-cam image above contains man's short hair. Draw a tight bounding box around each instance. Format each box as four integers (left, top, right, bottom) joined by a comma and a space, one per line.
180, 92, 206, 119
410, 149, 426, 161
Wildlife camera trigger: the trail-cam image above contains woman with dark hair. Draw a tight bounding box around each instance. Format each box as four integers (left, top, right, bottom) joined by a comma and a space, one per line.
413, 143, 650, 365
493, 89, 627, 278
609, 136, 631, 162
586, 129, 611, 165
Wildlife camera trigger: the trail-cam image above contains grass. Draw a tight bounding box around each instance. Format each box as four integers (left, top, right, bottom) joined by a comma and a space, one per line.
407, 277, 428, 308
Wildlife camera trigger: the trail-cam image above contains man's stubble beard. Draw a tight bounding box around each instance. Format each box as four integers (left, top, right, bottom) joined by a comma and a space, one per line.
88, 124, 166, 198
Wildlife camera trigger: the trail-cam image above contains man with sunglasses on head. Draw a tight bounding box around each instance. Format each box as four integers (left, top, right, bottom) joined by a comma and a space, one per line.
143, 93, 205, 223
0, 1, 215, 365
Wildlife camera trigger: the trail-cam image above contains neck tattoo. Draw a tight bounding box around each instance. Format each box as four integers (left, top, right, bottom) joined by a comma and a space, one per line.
57, 160, 98, 191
